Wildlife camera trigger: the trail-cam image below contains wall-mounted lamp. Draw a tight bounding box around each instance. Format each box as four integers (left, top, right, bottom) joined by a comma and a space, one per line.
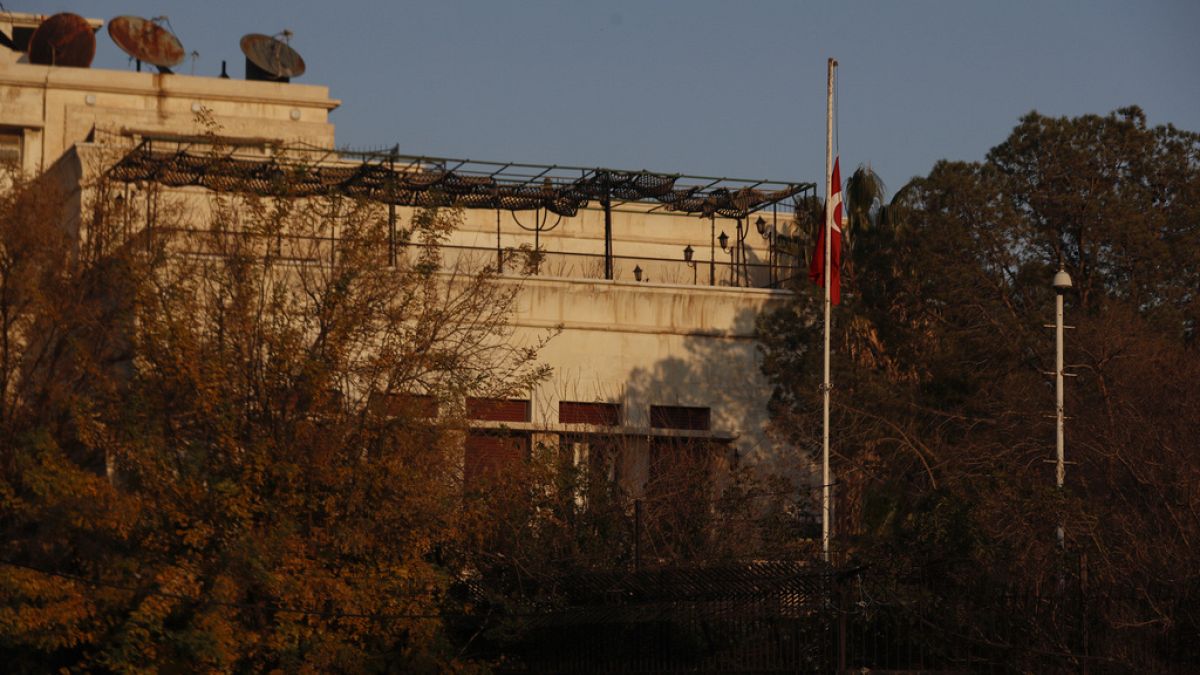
755, 216, 768, 237
633, 265, 643, 282
718, 230, 730, 251
683, 244, 697, 284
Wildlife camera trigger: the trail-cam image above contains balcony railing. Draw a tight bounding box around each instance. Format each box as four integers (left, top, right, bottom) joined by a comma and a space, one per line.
145, 224, 803, 290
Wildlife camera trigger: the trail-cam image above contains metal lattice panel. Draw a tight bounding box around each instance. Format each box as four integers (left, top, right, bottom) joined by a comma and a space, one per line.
108, 136, 815, 220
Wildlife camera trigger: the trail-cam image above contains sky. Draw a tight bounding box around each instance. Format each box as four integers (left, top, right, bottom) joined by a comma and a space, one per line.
14, 1, 1200, 195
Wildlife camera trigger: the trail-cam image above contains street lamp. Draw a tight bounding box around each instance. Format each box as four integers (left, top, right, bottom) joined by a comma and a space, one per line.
1052, 266, 1073, 549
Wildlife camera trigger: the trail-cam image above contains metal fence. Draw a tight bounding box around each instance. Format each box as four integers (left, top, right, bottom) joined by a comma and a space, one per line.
460, 562, 1197, 674
496, 245, 802, 289
482, 562, 836, 674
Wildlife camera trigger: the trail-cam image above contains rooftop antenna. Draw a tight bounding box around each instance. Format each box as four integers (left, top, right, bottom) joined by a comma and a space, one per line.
240, 30, 305, 82
107, 15, 185, 74
28, 12, 96, 67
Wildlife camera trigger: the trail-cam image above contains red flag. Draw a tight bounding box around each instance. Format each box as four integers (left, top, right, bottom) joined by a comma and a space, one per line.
809, 156, 844, 305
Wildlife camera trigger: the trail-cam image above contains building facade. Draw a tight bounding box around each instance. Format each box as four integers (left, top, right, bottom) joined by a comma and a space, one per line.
1, 12, 814, 498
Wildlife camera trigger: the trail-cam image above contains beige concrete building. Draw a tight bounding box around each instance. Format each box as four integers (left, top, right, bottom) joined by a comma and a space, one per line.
1, 12, 814, 497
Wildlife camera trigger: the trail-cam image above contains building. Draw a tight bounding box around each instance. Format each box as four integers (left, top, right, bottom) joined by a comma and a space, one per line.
1, 12, 815, 501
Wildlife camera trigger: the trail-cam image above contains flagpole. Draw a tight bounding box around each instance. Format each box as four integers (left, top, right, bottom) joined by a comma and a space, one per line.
822, 57, 836, 564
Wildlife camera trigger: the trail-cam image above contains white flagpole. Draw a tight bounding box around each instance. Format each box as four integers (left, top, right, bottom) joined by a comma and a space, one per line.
822, 57, 836, 564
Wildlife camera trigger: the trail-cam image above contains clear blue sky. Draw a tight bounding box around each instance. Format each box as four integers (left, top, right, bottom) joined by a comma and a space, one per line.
17, 1, 1200, 194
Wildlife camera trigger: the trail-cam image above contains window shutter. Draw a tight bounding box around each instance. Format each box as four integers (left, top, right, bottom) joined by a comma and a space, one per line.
464, 432, 529, 486
559, 401, 621, 426
467, 397, 530, 422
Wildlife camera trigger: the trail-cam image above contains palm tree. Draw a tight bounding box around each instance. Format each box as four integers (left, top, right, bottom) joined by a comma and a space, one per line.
782, 166, 921, 285
844, 165, 921, 247
842, 165, 923, 281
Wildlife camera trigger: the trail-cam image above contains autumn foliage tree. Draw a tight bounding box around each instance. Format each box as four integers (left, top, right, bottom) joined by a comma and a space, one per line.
0, 153, 549, 671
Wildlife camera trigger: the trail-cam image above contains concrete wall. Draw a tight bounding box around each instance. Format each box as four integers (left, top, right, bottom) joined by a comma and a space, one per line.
511, 276, 794, 467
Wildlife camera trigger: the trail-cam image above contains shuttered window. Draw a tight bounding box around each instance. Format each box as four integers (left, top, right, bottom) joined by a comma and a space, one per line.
559, 401, 621, 426
464, 398, 530, 489
649, 405, 711, 431
464, 432, 529, 487
0, 131, 21, 167
467, 397, 529, 422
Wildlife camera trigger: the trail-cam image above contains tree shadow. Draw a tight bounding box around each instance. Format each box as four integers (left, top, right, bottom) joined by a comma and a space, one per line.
623, 305, 801, 474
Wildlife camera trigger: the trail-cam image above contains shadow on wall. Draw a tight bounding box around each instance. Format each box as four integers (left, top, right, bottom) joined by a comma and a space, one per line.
623, 305, 805, 482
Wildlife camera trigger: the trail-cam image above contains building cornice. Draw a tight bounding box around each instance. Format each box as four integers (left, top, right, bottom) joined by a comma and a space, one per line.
0, 64, 341, 111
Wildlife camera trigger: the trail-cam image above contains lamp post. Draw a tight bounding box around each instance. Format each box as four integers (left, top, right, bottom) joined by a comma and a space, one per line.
756, 215, 774, 286
683, 245, 697, 285
734, 218, 745, 286
709, 215, 716, 286
718, 230, 732, 285
1052, 266, 1072, 549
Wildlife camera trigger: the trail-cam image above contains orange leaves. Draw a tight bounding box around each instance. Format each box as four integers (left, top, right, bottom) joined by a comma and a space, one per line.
0, 566, 97, 650
3, 157, 551, 668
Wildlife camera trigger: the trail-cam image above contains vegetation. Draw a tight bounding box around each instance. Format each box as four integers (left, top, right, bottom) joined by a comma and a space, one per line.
3, 105, 1197, 671
760, 106, 1200, 669
0, 153, 553, 670
0, 145, 795, 671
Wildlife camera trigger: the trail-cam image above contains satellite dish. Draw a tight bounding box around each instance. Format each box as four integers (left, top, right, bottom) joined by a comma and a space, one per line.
107, 16, 185, 73
240, 33, 306, 82
28, 13, 96, 68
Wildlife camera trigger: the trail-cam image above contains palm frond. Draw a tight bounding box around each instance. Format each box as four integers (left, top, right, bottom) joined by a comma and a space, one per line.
845, 165, 888, 235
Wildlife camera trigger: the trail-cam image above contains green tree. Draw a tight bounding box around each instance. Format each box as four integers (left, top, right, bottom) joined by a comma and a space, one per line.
759, 107, 1200, 669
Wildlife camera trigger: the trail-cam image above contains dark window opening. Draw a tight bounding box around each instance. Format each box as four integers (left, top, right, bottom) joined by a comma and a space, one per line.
650, 405, 711, 431
13, 27, 35, 53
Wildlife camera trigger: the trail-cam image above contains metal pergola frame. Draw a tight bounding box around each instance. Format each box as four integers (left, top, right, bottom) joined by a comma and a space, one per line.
108, 133, 816, 280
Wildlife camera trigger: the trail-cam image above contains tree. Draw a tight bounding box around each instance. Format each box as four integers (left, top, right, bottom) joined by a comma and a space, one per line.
759, 108, 1200, 669
0, 150, 550, 671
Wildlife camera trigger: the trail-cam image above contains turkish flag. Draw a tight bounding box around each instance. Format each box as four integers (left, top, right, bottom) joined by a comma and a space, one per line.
809, 156, 844, 305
